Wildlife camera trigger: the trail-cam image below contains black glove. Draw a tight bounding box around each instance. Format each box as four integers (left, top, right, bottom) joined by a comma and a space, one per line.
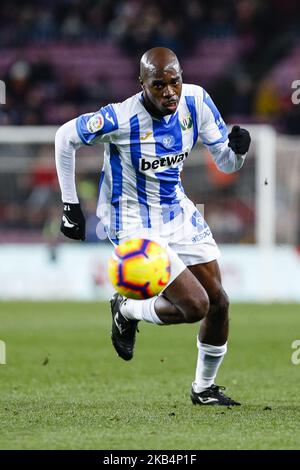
228, 125, 251, 155
60, 203, 85, 241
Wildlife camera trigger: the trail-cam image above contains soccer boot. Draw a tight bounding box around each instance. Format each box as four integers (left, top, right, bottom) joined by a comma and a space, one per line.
190, 384, 241, 406
110, 293, 139, 361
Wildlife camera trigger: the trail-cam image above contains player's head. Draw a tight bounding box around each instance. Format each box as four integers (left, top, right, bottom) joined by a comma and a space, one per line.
139, 47, 182, 117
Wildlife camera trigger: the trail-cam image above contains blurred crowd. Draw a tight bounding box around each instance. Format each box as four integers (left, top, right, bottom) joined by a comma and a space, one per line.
0, 144, 100, 243
0, 0, 299, 132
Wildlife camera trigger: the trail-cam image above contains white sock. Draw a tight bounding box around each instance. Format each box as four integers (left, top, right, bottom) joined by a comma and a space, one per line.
120, 297, 164, 324
192, 339, 227, 393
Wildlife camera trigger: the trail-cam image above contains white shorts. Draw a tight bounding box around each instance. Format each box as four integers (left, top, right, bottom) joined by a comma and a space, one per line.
115, 197, 221, 288
167, 237, 220, 285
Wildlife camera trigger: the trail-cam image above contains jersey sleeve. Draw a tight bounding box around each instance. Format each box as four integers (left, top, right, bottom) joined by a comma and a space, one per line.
198, 88, 246, 173
76, 103, 119, 145
199, 90, 228, 147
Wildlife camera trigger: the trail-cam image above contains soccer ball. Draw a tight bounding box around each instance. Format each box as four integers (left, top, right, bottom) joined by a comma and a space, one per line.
108, 238, 170, 299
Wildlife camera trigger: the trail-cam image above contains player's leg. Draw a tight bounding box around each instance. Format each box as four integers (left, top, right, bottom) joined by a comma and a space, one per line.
130, 267, 210, 324
119, 248, 210, 325
110, 248, 210, 361
188, 259, 240, 405
189, 260, 229, 345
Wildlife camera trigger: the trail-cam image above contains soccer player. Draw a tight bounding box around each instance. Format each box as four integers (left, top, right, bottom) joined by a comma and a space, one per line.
55, 47, 251, 406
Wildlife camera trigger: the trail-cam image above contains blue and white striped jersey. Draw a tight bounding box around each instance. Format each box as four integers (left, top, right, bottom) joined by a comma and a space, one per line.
75, 84, 233, 241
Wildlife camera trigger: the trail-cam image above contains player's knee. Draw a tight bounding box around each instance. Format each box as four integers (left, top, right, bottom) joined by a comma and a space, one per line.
218, 289, 230, 316
182, 292, 210, 323
208, 289, 230, 324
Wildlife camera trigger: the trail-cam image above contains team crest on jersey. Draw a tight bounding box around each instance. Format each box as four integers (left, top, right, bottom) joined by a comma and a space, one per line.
180, 113, 193, 131
87, 113, 104, 133
162, 135, 175, 148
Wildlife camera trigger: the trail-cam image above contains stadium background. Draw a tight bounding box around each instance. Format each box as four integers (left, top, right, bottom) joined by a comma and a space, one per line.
1, 0, 300, 451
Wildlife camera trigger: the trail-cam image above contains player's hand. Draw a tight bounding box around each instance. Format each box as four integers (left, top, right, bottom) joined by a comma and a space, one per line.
60, 203, 85, 241
228, 125, 251, 155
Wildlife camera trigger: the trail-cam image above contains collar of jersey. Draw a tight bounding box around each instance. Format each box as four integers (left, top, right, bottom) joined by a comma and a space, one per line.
138, 92, 179, 125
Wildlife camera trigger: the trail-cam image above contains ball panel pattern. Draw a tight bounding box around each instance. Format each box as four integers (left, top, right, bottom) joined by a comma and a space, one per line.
108, 239, 171, 299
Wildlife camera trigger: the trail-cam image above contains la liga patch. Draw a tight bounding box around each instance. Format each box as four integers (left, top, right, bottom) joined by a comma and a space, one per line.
87, 113, 104, 133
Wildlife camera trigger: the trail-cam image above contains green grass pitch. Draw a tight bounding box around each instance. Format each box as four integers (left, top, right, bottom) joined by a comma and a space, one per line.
0, 302, 299, 450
